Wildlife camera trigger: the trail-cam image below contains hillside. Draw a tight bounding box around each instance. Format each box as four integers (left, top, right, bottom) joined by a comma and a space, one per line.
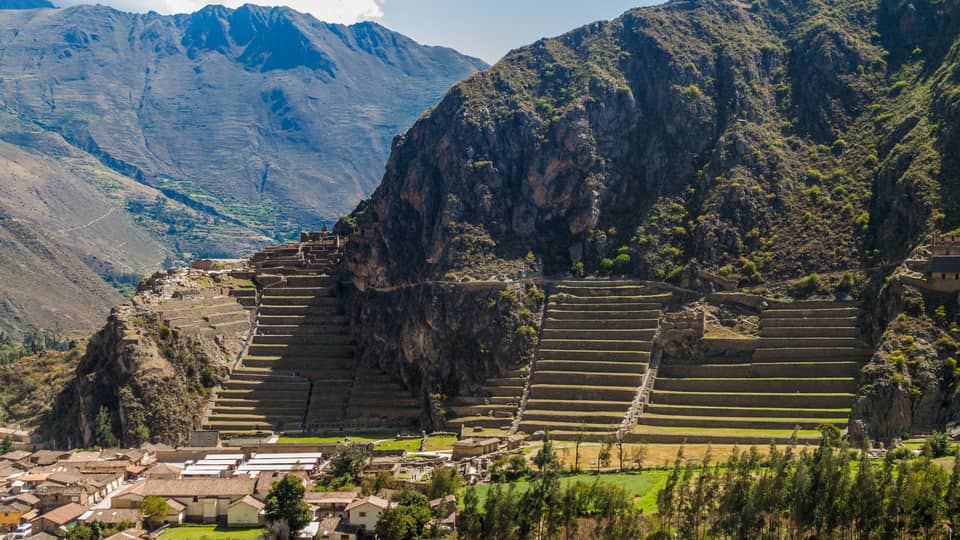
343, 0, 956, 286
0, 4, 484, 337
0, 5, 486, 244
0, 205, 123, 337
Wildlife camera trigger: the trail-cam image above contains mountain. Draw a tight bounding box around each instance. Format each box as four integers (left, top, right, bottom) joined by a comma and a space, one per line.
0, 4, 485, 337
338, 0, 960, 441
0, 5, 485, 242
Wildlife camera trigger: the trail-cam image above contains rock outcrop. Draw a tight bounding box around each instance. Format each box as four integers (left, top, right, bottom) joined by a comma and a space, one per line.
50, 269, 251, 447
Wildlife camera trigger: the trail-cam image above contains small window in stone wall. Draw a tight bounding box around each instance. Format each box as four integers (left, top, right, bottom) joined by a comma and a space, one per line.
359, 511, 366, 517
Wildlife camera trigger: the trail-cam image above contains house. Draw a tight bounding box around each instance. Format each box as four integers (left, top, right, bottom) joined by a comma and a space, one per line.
35, 503, 87, 535
0, 501, 32, 531
110, 483, 145, 510
140, 478, 256, 524
318, 515, 359, 540
343, 496, 390, 534
81, 509, 143, 529
304, 492, 357, 518
0, 452, 33, 465
103, 528, 143, 540
29, 452, 72, 468
452, 438, 500, 460
144, 464, 181, 481
254, 471, 308, 498
226, 496, 264, 528
162, 499, 185, 526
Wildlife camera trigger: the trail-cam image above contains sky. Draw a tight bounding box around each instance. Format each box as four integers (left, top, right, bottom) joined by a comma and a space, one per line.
54, 0, 661, 64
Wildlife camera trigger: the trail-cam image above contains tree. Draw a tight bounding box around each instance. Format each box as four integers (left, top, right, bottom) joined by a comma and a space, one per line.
376, 491, 431, 540
427, 465, 460, 499
329, 442, 370, 480
264, 474, 311, 540
140, 496, 169, 528
456, 487, 483, 540
94, 406, 117, 448
0, 435, 11, 455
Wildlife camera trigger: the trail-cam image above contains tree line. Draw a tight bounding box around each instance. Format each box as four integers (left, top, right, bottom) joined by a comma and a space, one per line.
456, 434, 960, 539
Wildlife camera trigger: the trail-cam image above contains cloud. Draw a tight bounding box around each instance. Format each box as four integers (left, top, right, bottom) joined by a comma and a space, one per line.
55, 0, 385, 23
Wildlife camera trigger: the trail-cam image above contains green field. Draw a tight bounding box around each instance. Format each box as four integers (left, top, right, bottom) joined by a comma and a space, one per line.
423, 435, 458, 451
277, 434, 386, 444
159, 525, 264, 540
468, 471, 671, 513
376, 438, 423, 451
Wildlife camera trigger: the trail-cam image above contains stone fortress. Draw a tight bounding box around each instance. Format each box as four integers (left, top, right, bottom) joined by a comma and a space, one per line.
177, 231, 872, 445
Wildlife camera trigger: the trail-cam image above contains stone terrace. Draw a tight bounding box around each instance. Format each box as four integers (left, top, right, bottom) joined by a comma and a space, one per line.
629, 300, 868, 445
516, 281, 670, 441
203, 234, 419, 437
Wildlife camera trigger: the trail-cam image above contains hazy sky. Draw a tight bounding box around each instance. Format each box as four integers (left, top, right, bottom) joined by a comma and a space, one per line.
55, 0, 661, 64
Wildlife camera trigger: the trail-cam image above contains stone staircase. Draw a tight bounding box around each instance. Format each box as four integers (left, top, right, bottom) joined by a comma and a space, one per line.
515, 281, 670, 441
629, 300, 868, 445
444, 367, 528, 436
202, 234, 420, 437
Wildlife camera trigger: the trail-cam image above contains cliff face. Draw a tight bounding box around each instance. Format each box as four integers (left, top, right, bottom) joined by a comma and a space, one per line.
344, 281, 542, 428
50, 269, 251, 448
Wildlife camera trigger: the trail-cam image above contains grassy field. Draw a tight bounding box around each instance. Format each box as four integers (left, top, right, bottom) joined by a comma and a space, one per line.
376, 438, 423, 451
277, 434, 387, 444
159, 525, 264, 540
468, 471, 671, 513
424, 435, 458, 451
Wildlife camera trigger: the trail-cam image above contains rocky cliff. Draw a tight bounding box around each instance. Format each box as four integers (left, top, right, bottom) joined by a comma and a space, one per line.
49, 269, 251, 447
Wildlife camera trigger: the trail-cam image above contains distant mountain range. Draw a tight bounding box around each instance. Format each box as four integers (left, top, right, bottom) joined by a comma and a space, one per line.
0, 3, 485, 337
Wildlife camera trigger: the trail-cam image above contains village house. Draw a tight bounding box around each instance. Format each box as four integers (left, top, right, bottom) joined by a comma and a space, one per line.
80, 508, 143, 529
138, 478, 256, 525
305, 492, 357, 518
226, 496, 264, 528
0, 500, 34, 532
343, 496, 390, 535
35, 503, 87, 535
144, 463, 181, 481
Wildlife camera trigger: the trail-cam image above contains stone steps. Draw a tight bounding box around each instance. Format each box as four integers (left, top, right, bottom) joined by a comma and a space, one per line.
761, 317, 859, 327
752, 347, 871, 361
548, 303, 664, 312
534, 370, 643, 386
761, 326, 860, 338
522, 409, 627, 424
539, 339, 653, 352
650, 390, 855, 408
639, 413, 847, 430
549, 309, 661, 320
660, 362, 860, 378
251, 334, 353, 346
247, 344, 355, 356
260, 296, 337, 306
546, 318, 659, 330
645, 403, 850, 419
525, 399, 630, 412
255, 324, 348, 336
528, 384, 638, 401
763, 307, 859, 318
257, 315, 349, 326
654, 377, 858, 393
536, 360, 646, 373
757, 337, 867, 348
539, 349, 650, 362
541, 328, 657, 340
258, 305, 340, 316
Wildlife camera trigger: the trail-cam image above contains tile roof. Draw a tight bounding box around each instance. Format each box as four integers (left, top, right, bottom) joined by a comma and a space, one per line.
39, 503, 87, 525
229, 495, 265, 510
142, 478, 255, 498
344, 496, 389, 512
